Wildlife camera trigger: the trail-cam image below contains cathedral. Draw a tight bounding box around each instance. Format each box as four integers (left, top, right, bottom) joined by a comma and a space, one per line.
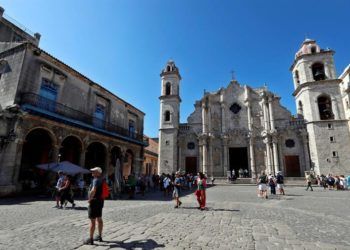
158, 39, 350, 179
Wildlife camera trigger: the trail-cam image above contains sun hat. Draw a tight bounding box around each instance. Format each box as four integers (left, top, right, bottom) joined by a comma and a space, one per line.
90, 167, 102, 174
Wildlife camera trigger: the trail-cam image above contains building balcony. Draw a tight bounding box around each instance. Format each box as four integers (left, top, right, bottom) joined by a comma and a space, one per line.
20, 92, 146, 145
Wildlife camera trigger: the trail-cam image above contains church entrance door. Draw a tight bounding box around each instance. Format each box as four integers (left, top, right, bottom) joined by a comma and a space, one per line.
185, 157, 197, 174
284, 155, 301, 177
229, 147, 249, 177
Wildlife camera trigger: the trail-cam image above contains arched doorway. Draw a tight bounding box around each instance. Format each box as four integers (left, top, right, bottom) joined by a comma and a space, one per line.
85, 142, 106, 171
123, 149, 134, 178
19, 128, 54, 190
60, 136, 82, 165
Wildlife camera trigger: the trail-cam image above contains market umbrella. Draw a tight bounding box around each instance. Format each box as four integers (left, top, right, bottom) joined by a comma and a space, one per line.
36, 161, 90, 175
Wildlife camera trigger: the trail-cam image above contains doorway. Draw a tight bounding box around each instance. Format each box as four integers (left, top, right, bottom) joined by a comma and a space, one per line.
185, 157, 197, 174
229, 147, 249, 177
284, 155, 301, 177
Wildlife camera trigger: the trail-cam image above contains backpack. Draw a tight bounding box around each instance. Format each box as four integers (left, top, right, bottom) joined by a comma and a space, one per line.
259, 175, 267, 184
101, 180, 110, 200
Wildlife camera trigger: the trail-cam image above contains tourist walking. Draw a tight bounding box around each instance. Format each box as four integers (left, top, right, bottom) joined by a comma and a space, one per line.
84, 167, 104, 245
257, 171, 268, 199
305, 174, 313, 191
268, 175, 276, 195
276, 171, 285, 195
173, 172, 182, 208
54, 171, 64, 208
195, 172, 207, 210
59, 174, 76, 208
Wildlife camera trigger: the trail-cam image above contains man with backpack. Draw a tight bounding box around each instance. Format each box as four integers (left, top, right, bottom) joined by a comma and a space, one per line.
84, 167, 105, 245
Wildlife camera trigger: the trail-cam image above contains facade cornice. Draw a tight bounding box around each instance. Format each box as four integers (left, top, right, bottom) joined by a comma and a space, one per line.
293, 79, 341, 97
290, 50, 335, 71
159, 95, 182, 102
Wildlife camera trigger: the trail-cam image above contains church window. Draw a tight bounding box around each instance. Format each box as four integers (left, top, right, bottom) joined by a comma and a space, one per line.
165, 82, 171, 95
230, 103, 241, 114
311, 46, 317, 54
330, 136, 335, 143
187, 142, 195, 150
312, 63, 326, 81
165, 140, 170, 145
164, 110, 170, 121
298, 101, 303, 116
332, 151, 338, 157
327, 123, 333, 129
295, 70, 300, 84
317, 95, 334, 120
285, 139, 295, 148
93, 104, 105, 128
167, 65, 171, 72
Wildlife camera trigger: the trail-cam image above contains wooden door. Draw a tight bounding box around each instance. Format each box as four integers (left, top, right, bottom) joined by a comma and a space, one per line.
285, 155, 301, 177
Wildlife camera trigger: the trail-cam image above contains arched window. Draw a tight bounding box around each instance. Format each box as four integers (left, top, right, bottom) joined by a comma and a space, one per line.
165, 82, 171, 95
317, 95, 334, 120
164, 111, 170, 121
167, 65, 171, 72
311, 46, 316, 54
312, 63, 326, 81
295, 70, 300, 84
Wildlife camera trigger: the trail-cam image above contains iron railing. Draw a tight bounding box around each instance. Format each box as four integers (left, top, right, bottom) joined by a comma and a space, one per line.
20, 92, 145, 143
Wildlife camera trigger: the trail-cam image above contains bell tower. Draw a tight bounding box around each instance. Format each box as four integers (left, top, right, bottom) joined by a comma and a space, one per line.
291, 39, 350, 175
158, 60, 181, 174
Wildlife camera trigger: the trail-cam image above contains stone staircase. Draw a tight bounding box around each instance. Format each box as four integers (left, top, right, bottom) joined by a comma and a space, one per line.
212, 177, 307, 186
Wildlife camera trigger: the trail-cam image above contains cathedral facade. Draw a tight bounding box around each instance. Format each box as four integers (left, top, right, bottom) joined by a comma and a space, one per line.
158, 39, 350, 178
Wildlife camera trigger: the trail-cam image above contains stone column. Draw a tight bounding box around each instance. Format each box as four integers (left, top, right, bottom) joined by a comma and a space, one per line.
52, 145, 61, 163
79, 148, 86, 168
208, 136, 214, 177
272, 137, 280, 175
301, 132, 311, 173
263, 100, 270, 131
199, 144, 203, 173
202, 138, 208, 175
208, 107, 212, 133
105, 147, 111, 177
222, 136, 228, 175
221, 102, 226, 133
202, 102, 208, 134
264, 137, 272, 174
331, 98, 340, 120
249, 137, 256, 178
268, 97, 275, 131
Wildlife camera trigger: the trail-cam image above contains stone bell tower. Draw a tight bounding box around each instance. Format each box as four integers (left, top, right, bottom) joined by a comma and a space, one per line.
291, 39, 350, 175
158, 60, 181, 174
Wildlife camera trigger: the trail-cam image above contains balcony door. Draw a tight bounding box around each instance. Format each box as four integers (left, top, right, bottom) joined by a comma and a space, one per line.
39, 79, 58, 112
93, 104, 105, 129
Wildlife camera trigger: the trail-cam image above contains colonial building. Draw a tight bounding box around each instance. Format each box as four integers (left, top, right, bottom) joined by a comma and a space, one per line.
142, 136, 158, 176
158, 40, 350, 179
0, 8, 147, 196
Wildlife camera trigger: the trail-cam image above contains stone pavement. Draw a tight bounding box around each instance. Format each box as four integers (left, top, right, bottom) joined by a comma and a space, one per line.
0, 185, 349, 250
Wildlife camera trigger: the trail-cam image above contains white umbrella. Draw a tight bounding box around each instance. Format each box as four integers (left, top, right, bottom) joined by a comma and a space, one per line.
36, 161, 90, 175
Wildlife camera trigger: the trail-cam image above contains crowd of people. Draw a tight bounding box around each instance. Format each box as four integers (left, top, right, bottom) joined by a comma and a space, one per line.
313, 173, 349, 190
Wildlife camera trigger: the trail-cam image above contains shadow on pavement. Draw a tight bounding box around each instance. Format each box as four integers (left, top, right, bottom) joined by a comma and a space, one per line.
208, 208, 240, 212
96, 239, 165, 249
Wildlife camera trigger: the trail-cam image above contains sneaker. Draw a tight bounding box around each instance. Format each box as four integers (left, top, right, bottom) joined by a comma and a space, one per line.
83, 238, 94, 245
174, 205, 179, 209
72, 203, 76, 208
53, 205, 59, 208
179, 201, 182, 206
58, 206, 63, 209
94, 235, 103, 242
266, 195, 268, 199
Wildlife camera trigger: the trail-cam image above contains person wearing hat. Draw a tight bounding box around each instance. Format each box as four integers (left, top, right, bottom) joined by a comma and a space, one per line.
84, 167, 104, 245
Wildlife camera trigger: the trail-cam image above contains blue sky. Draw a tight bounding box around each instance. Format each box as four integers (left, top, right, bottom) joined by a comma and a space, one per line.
2, 0, 350, 137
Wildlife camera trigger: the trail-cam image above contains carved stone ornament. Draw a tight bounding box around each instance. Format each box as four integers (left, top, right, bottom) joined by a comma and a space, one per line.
230, 103, 241, 114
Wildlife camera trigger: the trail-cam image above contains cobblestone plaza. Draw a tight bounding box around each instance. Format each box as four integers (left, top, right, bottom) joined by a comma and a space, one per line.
0, 185, 349, 250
